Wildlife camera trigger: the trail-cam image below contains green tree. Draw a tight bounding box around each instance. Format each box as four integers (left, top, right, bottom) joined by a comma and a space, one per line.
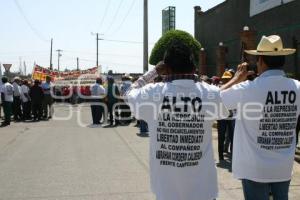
149, 30, 201, 66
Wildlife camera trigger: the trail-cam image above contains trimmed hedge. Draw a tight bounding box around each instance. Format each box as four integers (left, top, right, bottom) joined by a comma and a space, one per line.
149, 30, 201, 66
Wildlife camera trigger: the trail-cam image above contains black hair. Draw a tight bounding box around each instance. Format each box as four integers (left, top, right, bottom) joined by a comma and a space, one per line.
261, 56, 285, 69
1, 77, 8, 83
163, 40, 196, 74
34, 80, 40, 85
96, 78, 103, 84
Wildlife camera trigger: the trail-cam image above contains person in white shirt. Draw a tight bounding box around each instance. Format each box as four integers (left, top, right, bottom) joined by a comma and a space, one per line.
126, 41, 228, 200
12, 77, 23, 121
220, 35, 298, 200
41, 76, 53, 119
21, 80, 31, 120
1, 77, 14, 126
90, 77, 106, 126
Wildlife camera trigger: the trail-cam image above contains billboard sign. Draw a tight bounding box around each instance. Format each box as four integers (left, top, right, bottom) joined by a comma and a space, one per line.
250, 0, 295, 17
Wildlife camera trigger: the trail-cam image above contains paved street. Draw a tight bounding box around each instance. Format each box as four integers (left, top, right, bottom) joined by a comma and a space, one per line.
0, 104, 299, 200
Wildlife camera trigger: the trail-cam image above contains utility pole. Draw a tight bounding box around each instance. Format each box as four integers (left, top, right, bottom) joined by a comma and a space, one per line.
56, 49, 63, 72
77, 57, 79, 71
143, 0, 149, 73
91, 32, 104, 67
50, 38, 53, 70
96, 33, 99, 67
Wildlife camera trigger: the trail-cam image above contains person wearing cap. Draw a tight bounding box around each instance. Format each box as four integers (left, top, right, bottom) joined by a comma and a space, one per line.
30, 80, 44, 121
41, 76, 53, 119
125, 40, 229, 200
0, 77, 14, 126
217, 70, 235, 161
90, 77, 106, 126
220, 35, 299, 200
12, 77, 23, 121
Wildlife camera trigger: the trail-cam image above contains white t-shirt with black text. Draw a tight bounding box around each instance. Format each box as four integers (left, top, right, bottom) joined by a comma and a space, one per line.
1, 82, 14, 102
220, 70, 300, 183
127, 80, 228, 200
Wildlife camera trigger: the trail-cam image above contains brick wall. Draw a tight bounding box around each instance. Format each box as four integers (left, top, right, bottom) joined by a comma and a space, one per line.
194, 0, 300, 77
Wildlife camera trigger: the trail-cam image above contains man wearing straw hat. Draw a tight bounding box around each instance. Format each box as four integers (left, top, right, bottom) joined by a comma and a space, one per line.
221, 35, 298, 200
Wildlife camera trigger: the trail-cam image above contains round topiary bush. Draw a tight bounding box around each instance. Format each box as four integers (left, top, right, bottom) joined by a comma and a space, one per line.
149, 30, 201, 66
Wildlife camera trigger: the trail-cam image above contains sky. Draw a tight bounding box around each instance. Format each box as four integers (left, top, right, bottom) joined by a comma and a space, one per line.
0, 0, 225, 74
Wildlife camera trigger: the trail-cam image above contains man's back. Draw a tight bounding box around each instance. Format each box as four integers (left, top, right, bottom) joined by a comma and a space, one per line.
30, 85, 44, 102
127, 80, 228, 200
1, 82, 14, 102
221, 70, 300, 182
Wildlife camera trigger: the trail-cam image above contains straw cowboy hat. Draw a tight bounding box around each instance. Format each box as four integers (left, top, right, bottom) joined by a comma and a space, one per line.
221, 71, 233, 79
245, 35, 296, 56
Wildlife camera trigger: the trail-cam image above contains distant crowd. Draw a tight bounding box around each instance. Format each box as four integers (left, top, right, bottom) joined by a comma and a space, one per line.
0, 76, 53, 127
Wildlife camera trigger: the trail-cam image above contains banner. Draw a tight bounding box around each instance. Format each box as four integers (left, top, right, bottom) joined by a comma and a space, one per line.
31, 64, 99, 82
250, 0, 281, 17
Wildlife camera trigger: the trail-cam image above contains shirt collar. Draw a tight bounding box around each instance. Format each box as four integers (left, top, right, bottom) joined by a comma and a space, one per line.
164, 74, 198, 82
259, 69, 286, 78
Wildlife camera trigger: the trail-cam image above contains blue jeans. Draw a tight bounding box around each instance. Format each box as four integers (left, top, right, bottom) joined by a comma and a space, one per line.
139, 120, 148, 133
242, 179, 290, 200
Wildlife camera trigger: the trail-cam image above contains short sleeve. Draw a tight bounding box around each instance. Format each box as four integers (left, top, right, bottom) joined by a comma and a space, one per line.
126, 84, 159, 122
208, 85, 229, 120
220, 81, 249, 110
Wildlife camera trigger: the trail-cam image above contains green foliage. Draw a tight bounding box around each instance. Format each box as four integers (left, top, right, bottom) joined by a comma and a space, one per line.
149, 30, 201, 66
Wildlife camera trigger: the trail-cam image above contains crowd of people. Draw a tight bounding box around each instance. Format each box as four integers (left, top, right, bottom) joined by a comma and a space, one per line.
0, 76, 53, 127
0, 73, 149, 135
87, 74, 150, 135
1, 34, 300, 200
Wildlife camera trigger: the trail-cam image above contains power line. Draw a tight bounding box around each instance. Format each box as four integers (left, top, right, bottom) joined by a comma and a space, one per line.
102, 38, 154, 45
63, 50, 141, 58
13, 0, 49, 42
104, 39, 143, 44
98, 0, 112, 31
103, 0, 124, 34
63, 55, 141, 68
108, 0, 137, 36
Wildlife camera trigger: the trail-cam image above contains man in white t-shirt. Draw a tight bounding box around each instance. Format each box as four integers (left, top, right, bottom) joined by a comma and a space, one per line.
41, 76, 53, 119
220, 35, 298, 200
1, 77, 14, 126
21, 80, 31, 120
12, 77, 23, 121
126, 41, 228, 200
90, 77, 106, 126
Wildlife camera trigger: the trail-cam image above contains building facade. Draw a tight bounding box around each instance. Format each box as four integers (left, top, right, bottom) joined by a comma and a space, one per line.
194, 0, 300, 77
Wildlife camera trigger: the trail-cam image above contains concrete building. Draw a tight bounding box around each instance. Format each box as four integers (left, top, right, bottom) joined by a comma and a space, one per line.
194, 0, 300, 77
